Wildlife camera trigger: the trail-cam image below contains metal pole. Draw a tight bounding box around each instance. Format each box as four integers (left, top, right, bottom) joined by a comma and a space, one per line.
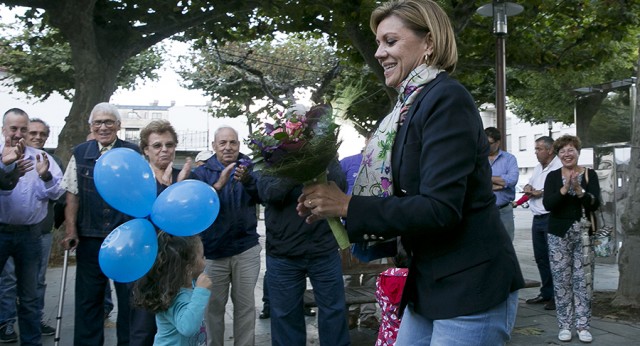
496, 35, 507, 150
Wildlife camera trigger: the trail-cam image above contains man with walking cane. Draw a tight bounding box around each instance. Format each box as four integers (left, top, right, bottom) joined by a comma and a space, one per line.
60, 103, 140, 345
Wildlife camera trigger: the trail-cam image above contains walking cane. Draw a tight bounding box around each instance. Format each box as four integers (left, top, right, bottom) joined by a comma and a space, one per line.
54, 240, 75, 346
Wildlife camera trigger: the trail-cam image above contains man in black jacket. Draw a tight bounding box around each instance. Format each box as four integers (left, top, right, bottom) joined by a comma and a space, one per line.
257, 160, 349, 346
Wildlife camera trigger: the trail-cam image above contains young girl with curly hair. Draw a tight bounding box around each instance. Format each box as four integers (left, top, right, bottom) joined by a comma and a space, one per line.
133, 232, 212, 345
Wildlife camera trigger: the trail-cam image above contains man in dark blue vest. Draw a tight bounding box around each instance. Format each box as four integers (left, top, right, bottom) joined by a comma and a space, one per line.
61, 102, 140, 346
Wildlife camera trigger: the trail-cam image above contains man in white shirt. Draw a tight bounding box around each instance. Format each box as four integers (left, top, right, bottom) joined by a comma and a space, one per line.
523, 136, 562, 310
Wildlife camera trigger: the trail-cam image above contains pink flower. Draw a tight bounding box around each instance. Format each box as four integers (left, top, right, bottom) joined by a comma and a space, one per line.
285, 120, 305, 137
270, 127, 284, 136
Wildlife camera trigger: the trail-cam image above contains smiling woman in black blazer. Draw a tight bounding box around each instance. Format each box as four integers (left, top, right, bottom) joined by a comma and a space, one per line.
297, 0, 525, 345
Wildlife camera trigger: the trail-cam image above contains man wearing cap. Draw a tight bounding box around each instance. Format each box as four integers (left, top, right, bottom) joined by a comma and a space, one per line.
195, 150, 214, 167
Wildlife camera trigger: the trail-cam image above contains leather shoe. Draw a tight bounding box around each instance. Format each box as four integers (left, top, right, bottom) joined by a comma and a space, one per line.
526, 295, 551, 304
360, 316, 380, 331
259, 308, 270, 319
304, 307, 316, 317
544, 300, 556, 310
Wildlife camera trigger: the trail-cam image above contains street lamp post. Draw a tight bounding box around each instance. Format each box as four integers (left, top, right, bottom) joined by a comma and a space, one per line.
477, 1, 523, 151
547, 118, 554, 138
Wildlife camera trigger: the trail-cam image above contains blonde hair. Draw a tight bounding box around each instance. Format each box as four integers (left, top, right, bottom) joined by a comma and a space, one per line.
370, 0, 458, 73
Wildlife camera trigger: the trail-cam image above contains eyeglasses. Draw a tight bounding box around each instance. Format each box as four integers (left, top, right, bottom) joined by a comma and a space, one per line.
91, 120, 118, 128
150, 142, 176, 150
28, 131, 49, 137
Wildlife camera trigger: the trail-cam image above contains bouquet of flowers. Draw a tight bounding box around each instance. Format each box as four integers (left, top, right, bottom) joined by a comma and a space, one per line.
248, 104, 350, 249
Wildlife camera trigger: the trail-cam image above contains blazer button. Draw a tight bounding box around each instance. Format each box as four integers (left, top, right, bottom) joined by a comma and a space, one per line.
363, 234, 370, 240
370, 234, 378, 240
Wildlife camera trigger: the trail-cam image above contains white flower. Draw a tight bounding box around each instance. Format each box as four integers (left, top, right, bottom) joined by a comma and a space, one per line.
287, 103, 309, 117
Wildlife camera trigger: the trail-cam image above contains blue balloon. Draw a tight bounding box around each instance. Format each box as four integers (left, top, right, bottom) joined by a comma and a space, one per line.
151, 179, 220, 236
99, 219, 158, 283
94, 148, 156, 218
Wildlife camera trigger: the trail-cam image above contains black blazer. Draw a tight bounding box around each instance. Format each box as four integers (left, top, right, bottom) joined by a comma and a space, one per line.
347, 72, 524, 319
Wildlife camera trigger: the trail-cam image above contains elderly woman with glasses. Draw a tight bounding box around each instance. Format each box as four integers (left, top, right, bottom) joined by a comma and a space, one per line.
139, 119, 193, 192
543, 134, 601, 343
129, 119, 194, 345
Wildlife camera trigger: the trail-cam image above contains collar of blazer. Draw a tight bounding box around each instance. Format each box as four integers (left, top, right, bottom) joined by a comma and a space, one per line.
392, 72, 448, 180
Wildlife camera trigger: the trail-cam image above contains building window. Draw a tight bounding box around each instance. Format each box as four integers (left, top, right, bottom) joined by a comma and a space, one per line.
151, 112, 162, 119
127, 111, 140, 119
125, 128, 140, 144
519, 136, 527, 151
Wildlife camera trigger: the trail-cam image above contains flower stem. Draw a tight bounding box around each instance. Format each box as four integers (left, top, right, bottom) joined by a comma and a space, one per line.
306, 173, 351, 250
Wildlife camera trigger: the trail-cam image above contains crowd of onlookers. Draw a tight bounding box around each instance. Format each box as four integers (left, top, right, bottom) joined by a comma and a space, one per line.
1, 1, 603, 345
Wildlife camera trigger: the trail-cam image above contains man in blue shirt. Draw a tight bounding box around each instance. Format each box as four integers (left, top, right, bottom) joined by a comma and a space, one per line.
0, 119, 64, 342
485, 127, 519, 241
0, 108, 65, 345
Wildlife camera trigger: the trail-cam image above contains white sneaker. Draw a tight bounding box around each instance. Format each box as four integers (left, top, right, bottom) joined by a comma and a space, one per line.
578, 330, 593, 343
558, 329, 572, 342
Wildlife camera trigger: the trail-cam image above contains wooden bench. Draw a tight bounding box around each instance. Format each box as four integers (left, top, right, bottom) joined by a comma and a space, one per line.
303, 249, 394, 307
302, 249, 541, 307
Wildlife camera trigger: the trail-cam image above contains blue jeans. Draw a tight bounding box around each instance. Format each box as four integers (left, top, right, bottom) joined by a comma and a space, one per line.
0, 257, 17, 326
395, 291, 519, 346
532, 214, 554, 300
0, 226, 42, 346
0, 231, 53, 327
499, 204, 515, 241
267, 252, 349, 346
74, 237, 130, 346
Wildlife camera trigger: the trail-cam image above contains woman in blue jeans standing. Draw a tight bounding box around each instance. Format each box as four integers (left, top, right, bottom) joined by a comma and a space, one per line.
298, 1, 525, 344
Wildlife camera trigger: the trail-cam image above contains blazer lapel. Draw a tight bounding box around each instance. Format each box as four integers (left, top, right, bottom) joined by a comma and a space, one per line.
392, 72, 447, 185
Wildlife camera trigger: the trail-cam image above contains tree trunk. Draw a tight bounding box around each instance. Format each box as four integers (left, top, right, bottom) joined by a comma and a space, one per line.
613, 42, 640, 308
48, 0, 128, 164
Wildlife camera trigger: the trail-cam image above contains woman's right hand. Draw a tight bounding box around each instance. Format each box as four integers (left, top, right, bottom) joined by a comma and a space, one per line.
195, 272, 213, 290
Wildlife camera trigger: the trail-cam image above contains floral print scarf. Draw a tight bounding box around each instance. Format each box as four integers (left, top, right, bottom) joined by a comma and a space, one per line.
352, 64, 442, 198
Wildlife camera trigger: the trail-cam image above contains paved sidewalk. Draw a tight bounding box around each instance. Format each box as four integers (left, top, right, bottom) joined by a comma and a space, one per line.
30, 209, 639, 345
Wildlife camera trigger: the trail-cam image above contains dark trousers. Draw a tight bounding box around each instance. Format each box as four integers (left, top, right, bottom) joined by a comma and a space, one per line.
74, 237, 130, 346
262, 273, 270, 309
0, 226, 41, 346
267, 252, 349, 346
532, 214, 554, 300
128, 304, 156, 346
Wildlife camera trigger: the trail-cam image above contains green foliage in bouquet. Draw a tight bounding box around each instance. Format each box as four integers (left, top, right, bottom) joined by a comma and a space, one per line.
248, 104, 341, 184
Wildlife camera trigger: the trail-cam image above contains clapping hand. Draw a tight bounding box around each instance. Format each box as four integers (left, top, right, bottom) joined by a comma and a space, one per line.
2, 137, 25, 165
35, 152, 50, 177
177, 157, 193, 182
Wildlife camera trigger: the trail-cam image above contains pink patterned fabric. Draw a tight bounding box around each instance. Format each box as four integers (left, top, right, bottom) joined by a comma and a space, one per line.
375, 268, 409, 346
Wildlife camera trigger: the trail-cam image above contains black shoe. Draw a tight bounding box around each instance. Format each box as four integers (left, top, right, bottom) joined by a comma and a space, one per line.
259, 309, 270, 319
304, 307, 316, 317
0, 323, 18, 343
347, 312, 359, 329
526, 295, 551, 304
360, 316, 380, 331
544, 300, 556, 310
40, 321, 56, 336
